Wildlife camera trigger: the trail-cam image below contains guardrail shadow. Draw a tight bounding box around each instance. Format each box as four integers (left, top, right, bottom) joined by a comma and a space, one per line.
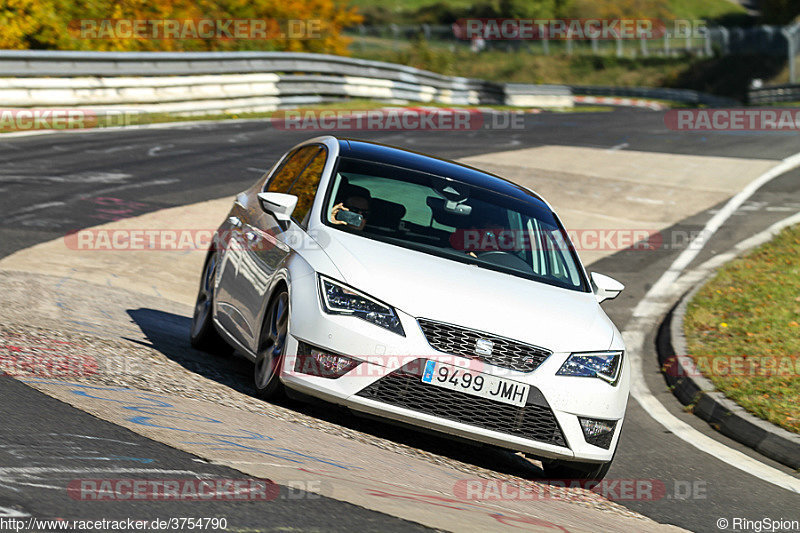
126, 307, 543, 480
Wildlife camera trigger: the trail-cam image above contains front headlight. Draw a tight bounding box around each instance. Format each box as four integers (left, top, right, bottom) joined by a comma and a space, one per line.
556, 351, 623, 383
318, 275, 405, 336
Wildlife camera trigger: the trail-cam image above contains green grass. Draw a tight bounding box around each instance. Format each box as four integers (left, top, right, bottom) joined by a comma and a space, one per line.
683, 224, 800, 434
664, 0, 747, 21
349, 33, 790, 100
352, 39, 709, 88
347, 0, 473, 10
347, 0, 747, 21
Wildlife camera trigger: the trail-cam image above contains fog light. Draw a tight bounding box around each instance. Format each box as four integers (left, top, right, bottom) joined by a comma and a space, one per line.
579, 417, 617, 449
294, 343, 360, 379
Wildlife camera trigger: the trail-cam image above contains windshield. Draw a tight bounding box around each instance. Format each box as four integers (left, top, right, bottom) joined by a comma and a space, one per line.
323, 157, 588, 292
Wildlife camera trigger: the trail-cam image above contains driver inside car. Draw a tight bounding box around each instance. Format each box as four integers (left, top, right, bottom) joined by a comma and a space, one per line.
463, 212, 509, 258
330, 194, 370, 231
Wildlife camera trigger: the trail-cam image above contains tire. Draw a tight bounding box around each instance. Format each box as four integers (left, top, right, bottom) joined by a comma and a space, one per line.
190, 251, 232, 356
541, 457, 613, 481
253, 289, 289, 401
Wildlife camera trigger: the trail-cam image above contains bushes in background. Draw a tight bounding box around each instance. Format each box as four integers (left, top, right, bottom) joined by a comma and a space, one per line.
0, 0, 361, 53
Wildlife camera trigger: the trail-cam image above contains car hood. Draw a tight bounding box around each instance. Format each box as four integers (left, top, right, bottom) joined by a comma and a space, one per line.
313, 227, 616, 353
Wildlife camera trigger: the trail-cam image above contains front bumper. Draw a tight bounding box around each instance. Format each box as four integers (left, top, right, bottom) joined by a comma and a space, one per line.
280, 276, 628, 463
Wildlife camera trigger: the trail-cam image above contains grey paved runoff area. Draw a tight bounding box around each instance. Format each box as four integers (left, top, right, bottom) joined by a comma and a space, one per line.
1, 109, 799, 532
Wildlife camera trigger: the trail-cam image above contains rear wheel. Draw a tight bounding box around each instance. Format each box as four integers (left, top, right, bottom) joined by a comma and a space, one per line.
254, 289, 288, 400
190, 252, 232, 356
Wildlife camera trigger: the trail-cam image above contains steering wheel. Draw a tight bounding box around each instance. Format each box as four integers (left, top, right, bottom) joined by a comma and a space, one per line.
474, 251, 533, 272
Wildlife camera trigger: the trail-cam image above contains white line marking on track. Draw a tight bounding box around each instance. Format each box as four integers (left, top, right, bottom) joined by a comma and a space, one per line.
5, 201, 65, 214
625, 196, 671, 205
0, 174, 129, 185
0, 506, 29, 517
638, 152, 800, 302
147, 145, 171, 157
0, 467, 204, 476
85, 145, 139, 154
57, 433, 140, 446
607, 142, 629, 151
622, 150, 800, 493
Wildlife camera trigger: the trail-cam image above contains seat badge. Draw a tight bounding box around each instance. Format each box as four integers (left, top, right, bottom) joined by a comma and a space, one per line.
475, 338, 494, 356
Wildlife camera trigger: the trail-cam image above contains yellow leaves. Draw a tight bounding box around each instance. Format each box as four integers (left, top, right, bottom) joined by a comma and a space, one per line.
0, 0, 361, 54
719, 322, 728, 328
0, 0, 62, 49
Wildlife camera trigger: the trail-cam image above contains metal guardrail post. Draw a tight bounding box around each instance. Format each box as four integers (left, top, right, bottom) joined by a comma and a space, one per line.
782, 24, 799, 84
719, 27, 730, 55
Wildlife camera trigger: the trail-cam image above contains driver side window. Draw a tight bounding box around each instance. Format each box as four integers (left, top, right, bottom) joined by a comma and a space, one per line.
266, 145, 320, 193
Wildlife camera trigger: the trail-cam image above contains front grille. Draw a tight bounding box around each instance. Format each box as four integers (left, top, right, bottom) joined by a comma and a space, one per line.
356, 359, 567, 447
417, 318, 551, 373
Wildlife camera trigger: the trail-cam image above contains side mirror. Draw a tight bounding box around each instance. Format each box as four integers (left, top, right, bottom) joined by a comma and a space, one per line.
591, 272, 624, 303
257, 192, 297, 222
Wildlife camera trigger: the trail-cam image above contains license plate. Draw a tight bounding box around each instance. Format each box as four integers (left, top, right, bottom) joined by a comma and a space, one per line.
420, 360, 529, 407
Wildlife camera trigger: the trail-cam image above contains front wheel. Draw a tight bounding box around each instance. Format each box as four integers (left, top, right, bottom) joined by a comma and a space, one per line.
253, 290, 289, 400
190, 252, 232, 356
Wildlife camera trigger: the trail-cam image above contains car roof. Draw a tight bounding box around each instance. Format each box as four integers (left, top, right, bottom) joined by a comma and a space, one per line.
335, 138, 549, 208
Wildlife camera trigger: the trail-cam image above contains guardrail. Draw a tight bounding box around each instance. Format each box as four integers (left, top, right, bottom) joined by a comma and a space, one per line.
571, 85, 738, 107
748, 83, 800, 104
0, 50, 564, 114
0, 50, 733, 115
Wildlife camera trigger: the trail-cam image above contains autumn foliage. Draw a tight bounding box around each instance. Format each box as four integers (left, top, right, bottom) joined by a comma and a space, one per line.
0, 0, 361, 53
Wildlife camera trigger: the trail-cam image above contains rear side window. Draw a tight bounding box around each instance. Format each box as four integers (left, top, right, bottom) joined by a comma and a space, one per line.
266, 145, 320, 193
288, 147, 327, 226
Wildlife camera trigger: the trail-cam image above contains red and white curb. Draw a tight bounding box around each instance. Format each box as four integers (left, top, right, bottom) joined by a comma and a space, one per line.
575, 95, 668, 110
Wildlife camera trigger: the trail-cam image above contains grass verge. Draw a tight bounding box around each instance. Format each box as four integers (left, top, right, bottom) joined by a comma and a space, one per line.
683, 223, 800, 434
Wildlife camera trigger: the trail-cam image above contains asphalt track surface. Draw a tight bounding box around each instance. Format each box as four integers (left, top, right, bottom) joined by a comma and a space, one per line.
1, 110, 799, 531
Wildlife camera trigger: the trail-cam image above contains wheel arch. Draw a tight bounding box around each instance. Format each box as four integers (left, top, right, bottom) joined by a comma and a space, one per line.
255, 271, 291, 350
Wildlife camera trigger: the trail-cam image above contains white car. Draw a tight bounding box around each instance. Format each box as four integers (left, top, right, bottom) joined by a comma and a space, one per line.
191, 135, 629, 479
